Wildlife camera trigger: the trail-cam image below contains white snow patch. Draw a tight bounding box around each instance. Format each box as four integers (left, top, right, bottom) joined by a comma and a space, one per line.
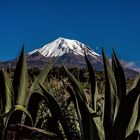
28, 49, 39, 55
28, 37, 100, 58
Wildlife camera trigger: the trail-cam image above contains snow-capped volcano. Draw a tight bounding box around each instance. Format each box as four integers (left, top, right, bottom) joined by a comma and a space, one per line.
2, 37, 138, 78
29, 37, 100, 58
26, 37, 138, 78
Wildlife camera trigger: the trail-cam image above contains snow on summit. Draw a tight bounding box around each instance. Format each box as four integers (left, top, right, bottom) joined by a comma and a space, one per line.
29, 37, 100, 58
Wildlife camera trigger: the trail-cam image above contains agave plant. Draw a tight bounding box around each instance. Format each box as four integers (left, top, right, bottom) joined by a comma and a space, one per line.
0, 47, 33, 139
0, 47, 57, 140
0, 47, 80, 140
61, 49, 140, 140
62, 58, 104, 140
102, 49, 140, 140
0, 46, 139, 140
37, 52, 105, 140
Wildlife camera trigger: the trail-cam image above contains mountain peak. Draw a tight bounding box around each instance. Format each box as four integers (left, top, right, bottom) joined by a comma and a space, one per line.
29, 37, 100, 58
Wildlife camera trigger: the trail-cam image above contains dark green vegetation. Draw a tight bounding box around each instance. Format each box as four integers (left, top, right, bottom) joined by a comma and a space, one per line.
0, 47, 139, 140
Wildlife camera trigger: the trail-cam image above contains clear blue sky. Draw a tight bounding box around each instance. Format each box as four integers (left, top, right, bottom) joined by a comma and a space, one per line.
0, 0, 140, 67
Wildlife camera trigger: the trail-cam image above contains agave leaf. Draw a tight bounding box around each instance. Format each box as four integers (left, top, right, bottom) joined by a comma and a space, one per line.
112, 88, 140, 139
62, 63, 87, 103
5, 105, 33, 126
13, 47, 29, 105
27, 92, 45, 125
25, 58, 56, 108
133, 117, 140, 134
0, 69, 13, 113
68, 86, 104, 140
126, 116, 140, 140
39, 83, 62, 121
134, 99, 140, 133
85, 103, 104, 139
84, 52, 97, 111
112, 49, 126, 100
135, 123, 140, 134
67, 86, 84, 140
0, 109, 3, 139
90, 117, 105, 140
66, 83, 89, 139
85, 102, 104, 140
63, 63, 104, 139
130, 74, 140, 91
39, 83, 75, 139
29, 58, 56, 93
125, 132, 140, 140
126, 94, 140, 137
3, 105, 33, 139
0, 112, 11, 119
102, 49, 117, 139
0, 70, 12, 140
